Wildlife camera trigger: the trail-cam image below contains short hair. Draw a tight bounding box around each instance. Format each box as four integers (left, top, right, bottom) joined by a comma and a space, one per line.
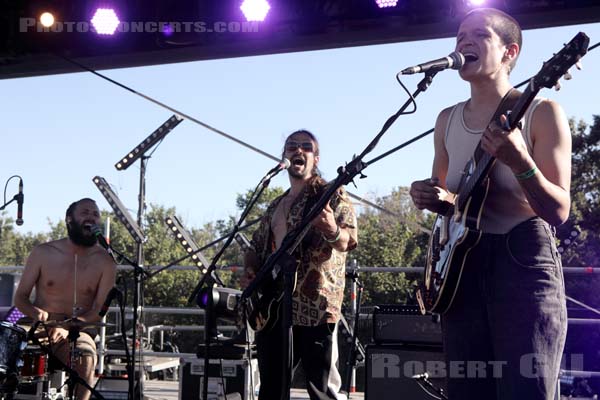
463, 8, 522, 73
66, 198, 97, 220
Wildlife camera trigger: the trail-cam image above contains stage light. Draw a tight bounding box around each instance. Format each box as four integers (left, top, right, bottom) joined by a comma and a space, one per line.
240, 0, 270, 22
39, 12, 55, 28
93, 176, 146, 244
165, 215, 211, 274
91, 8, 120, 35
114, 115, 183, 170
375, 0, 398, 8
197, 286, 241, 320
466, 0, 487, 6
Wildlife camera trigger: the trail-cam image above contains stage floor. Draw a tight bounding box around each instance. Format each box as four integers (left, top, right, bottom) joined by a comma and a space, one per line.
143, 380, 365, 400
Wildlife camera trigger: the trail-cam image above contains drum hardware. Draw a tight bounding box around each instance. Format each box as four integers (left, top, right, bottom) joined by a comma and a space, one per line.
0, 321, 27, 398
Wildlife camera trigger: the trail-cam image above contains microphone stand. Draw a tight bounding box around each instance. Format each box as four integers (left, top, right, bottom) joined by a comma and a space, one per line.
241, 69, 442, 400
342, 268, 364, 396
102, 245, 149, 400
186, 165, 282, 400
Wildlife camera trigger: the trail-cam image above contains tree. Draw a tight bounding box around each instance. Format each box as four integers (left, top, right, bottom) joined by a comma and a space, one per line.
559, 116, 600, 377
351, 187, 431, 305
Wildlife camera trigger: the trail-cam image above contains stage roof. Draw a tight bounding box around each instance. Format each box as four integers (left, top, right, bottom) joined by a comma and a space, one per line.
1, 0, 599, 80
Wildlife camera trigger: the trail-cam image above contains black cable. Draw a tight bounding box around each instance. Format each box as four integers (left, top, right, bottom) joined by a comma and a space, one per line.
1, 175, 21, 209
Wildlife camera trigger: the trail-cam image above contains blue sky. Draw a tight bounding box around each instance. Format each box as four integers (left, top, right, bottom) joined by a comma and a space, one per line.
1, 21, 599, 235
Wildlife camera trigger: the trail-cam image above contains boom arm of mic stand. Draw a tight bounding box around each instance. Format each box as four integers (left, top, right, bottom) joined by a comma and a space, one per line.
109, 246, 150, 278
188, 174, 272, 304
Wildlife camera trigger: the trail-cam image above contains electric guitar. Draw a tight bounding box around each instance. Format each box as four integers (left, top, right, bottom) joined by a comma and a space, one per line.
417, 32, 589, 315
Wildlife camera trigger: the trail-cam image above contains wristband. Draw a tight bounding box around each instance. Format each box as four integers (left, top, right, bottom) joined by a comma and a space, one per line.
323, 225, 342, 243
515, 166, 538, 180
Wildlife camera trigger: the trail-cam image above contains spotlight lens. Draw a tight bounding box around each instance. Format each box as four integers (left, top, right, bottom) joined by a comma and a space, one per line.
91, 8, 120, 35
467, 0, 486, 5
40, 12, 55, 28
240, 0, 270, 22
375, 0, 398, 7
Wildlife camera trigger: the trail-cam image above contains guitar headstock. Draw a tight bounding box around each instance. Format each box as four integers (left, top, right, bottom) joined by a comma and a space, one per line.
533, 32, 590, 91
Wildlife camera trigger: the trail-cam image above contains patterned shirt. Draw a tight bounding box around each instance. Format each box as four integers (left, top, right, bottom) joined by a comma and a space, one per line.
250, 185, 358, 326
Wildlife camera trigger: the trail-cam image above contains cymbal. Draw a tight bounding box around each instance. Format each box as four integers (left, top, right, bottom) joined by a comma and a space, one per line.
44, 319, 115, 330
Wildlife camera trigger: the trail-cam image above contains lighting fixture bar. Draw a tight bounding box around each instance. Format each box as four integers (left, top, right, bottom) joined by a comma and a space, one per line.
165, 215, 211, 274
115, 114, 183, 170
93, 176, 146, 244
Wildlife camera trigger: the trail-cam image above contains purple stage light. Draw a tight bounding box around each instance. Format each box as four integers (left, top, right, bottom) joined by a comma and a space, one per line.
91, 8, 120, 35
467, 0, 487, 6
376, 0, 398, 8
240, 0, 271, 22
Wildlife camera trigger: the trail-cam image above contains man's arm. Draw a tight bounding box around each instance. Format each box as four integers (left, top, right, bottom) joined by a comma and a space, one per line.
321, 191, 358, 253
78, 252, 117, 323
14, 245, 48, 321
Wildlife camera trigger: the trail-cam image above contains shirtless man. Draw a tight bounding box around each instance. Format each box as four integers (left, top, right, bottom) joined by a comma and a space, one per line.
14, 198, 116, 400
243, 130, 358, 400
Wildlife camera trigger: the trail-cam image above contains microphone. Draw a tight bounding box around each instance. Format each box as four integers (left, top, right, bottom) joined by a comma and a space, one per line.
261, 158, 291, 186
400, 51, 465, 75
412, 372, 430, 380
91, 224, 111, 251
16, 179, 24, 226
99, 287, 122, 317
264, 158, 291, 181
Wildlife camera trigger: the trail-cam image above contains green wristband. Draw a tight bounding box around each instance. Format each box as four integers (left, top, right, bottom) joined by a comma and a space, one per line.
515, 166, 538, 180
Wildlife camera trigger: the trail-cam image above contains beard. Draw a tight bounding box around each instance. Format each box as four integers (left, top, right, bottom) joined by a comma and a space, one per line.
67, 219, 97, 247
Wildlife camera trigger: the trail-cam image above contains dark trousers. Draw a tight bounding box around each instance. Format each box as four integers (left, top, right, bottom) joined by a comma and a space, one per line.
442, 217, 567, 400
256, 319, 343, 400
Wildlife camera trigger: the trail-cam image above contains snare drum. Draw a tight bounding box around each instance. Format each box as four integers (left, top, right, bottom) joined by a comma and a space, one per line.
0, 321, 27, 377
19, 347, 48, 382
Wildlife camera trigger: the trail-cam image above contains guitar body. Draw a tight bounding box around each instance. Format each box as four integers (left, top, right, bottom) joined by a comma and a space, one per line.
419, 165, 490, 315
244, 254, 298, 332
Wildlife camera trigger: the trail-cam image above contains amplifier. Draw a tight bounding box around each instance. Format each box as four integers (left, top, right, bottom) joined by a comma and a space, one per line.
366, 344, 446, 400
372, 305, 442, 345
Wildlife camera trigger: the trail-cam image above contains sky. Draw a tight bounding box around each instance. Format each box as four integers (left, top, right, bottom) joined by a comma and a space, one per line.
1, 20, 599, 236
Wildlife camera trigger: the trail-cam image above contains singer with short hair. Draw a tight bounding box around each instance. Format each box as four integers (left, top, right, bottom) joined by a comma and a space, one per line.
14, 198, 116, 400
242, 130, 358, 400
409, 8, 570, 400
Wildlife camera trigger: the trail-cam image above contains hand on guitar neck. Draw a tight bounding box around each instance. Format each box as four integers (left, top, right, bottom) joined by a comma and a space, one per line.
409, 177, 455, 215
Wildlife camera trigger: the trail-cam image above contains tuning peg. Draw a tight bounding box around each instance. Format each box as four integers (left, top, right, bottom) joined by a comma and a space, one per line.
564, 71, 573, 81
554, 81, 562, 91
575, 60, 583, 70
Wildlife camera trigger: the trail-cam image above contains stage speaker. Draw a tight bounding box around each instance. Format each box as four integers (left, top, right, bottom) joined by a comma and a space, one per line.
366, 344, 446, 400
179, 357, 259, 400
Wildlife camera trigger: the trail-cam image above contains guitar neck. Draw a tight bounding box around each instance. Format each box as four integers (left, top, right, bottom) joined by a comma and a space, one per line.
455, 84, 539, 211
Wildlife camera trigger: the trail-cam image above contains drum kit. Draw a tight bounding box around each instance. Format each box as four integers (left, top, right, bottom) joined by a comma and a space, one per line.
0, 318, 113, 400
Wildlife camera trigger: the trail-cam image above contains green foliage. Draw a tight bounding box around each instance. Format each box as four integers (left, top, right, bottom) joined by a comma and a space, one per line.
351, 187, 430, 305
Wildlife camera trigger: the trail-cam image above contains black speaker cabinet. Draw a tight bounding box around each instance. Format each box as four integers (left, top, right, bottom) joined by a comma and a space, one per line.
366, 344, 447, 400
0, 273, 15, 307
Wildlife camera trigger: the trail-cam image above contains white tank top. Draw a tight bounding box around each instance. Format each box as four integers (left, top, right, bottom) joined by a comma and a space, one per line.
444, 98, 543, 234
